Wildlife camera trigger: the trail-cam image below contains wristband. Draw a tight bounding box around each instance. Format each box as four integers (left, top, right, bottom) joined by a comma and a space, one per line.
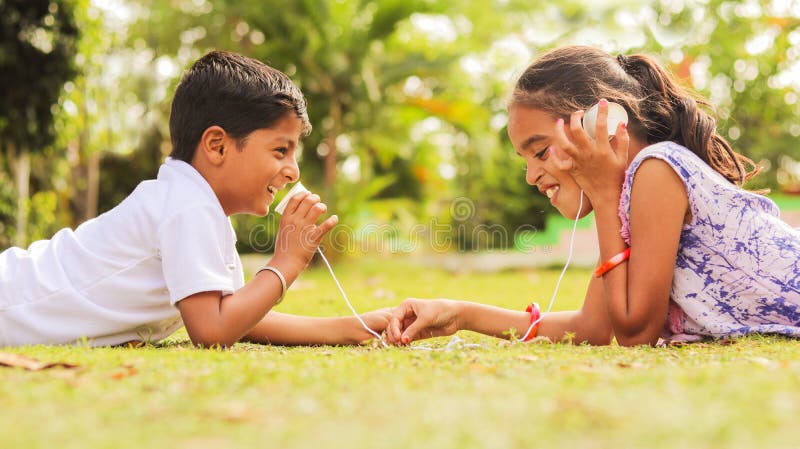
256, 265, 287, 304
524, 302, 541, 342
594, 247, 631, 277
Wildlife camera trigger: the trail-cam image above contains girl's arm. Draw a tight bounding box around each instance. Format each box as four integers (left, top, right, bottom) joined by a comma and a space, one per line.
387, 273, 614, 345
592, 158, 686, 345
552, 105, 687, 345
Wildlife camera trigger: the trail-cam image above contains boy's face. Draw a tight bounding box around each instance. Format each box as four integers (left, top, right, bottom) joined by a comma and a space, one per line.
218, 114, 303, 216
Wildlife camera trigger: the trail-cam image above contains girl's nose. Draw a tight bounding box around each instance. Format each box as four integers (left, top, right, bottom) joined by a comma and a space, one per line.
525, 161, 543, 186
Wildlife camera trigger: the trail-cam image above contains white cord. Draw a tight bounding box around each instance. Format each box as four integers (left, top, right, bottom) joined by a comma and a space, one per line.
314, 191, 584, 349
316, 247, 388, 348
519, 191, 585, 342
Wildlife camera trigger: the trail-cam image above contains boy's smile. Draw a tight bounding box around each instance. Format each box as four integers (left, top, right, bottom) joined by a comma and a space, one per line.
209, 114, 303, 216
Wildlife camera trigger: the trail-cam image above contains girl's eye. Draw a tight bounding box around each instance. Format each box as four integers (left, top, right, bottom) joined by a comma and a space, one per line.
534, 147, 548, 160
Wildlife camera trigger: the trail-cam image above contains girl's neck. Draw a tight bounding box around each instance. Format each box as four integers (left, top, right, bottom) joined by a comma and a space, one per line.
626, 136, 650, 164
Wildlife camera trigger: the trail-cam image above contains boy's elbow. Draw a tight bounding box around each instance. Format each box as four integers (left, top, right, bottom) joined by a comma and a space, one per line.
187, 328, 237, 349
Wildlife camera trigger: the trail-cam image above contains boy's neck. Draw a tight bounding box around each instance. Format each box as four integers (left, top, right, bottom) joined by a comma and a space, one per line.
189, 157, 234, 216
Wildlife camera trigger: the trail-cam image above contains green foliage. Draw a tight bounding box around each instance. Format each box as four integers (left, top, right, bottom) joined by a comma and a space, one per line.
0, 0, 80, 152
5, 0, 800, 251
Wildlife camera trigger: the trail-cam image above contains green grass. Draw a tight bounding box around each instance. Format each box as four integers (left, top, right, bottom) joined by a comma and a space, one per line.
2, 256, 799, 449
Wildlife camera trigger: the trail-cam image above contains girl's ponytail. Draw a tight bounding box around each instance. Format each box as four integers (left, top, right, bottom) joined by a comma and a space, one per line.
620, 54, 759, 185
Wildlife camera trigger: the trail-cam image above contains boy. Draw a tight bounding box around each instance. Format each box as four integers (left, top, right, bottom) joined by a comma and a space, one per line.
0, 51, 390, 347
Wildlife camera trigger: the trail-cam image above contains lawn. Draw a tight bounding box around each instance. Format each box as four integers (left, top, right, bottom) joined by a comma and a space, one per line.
2, 255, 799, 449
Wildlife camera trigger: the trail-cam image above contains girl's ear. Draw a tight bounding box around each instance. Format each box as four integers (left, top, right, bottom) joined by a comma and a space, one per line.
198, 125, 227, 165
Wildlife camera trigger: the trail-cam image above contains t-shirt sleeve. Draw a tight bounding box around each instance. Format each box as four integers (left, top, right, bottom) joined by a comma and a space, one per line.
157, 205, 237, 305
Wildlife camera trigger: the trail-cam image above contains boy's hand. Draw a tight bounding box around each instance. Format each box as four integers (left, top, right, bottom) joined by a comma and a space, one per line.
387, 299, 460, 345
352, 308, 393, 344
273, 192, 338, 272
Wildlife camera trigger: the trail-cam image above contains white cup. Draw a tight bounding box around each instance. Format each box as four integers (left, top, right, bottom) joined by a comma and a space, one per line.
274, 181, 311, 214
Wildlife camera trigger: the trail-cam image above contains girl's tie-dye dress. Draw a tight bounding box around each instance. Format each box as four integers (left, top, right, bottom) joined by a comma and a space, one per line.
618, 141, 800, 340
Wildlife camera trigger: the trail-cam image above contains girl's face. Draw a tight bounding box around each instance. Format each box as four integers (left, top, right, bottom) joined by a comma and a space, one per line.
507, 105, 593, 219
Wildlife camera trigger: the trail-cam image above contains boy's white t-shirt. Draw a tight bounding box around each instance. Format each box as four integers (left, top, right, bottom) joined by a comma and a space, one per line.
0, 158, 245, 347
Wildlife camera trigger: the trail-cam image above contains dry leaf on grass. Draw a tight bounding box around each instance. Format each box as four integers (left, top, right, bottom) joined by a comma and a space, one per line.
111, 365, 139, 380
616, 361, 643, 369
0, 352, 78, 371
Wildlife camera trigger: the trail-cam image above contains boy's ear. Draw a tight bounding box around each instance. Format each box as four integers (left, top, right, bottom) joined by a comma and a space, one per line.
198, 125, 228, 166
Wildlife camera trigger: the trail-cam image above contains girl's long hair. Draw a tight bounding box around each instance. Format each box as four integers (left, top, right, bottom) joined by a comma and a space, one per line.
511, 46, 760, 185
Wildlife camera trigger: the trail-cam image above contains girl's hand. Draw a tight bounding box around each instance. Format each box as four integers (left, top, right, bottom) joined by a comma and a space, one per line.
387, 299, 461, 345
550, 99, 630, 203
272, 192, 338, 272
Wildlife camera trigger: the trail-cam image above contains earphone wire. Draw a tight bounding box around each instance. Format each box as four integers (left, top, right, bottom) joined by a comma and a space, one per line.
519, 190, 584, 342
317, 247, 388, 347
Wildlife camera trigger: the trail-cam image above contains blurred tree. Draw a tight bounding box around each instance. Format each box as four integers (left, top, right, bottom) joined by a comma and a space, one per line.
0, 0, 80, 246
14, 0, 799, 253
640, 0, 800, 192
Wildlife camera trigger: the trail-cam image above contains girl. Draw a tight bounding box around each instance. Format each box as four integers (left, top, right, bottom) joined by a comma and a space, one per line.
387, 46, 800, 347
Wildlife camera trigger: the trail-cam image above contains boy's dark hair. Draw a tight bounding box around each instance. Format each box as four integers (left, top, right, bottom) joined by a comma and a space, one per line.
169, 50, 311, 162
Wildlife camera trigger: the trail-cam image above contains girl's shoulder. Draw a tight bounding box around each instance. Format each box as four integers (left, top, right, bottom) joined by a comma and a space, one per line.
626, 141, 714, 185
618, 140, 781, 244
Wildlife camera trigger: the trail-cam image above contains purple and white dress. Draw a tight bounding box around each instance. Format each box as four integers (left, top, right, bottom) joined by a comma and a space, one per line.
618, 141, 800, 341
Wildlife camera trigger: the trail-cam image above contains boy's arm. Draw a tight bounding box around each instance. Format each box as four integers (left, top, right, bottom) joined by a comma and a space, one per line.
241, 310, 391, 346
177, 256, 304, 347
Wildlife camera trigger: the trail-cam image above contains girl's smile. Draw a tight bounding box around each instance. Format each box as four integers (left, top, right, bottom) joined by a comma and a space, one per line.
507, 105, 592, 219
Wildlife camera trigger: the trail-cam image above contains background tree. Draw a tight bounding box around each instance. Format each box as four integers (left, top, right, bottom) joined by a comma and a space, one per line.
0, 0, 80, 246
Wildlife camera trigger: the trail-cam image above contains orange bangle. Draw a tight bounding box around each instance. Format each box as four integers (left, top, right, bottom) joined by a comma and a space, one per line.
594, 248, 631, 277
524, 302, 541, 341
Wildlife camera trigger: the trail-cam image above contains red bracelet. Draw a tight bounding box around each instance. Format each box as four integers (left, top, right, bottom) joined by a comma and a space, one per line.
524, 302, 541, 341
594, 247, 631, 277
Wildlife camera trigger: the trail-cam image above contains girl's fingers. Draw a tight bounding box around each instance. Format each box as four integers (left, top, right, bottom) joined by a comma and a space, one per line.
594, 99, 610, 143
553, 118, 580, 159
548, 146, 574, 171
387, 315, 402, 343
569, 109, 592, 149
612, 122, 630, 161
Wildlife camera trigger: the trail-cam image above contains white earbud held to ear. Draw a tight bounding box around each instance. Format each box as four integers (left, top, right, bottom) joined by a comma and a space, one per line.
581, 102, 629, 139
274, 181, 310, 214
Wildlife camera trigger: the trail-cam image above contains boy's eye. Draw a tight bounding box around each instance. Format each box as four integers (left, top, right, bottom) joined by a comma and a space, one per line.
274, 147, 288, 155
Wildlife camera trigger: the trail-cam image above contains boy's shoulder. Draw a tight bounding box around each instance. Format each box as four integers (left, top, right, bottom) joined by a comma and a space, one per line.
104, 159, 224, 232
153, 158, 225, 215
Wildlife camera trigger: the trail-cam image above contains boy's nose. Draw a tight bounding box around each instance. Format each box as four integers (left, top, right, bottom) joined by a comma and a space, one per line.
283, 159, 300, 183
